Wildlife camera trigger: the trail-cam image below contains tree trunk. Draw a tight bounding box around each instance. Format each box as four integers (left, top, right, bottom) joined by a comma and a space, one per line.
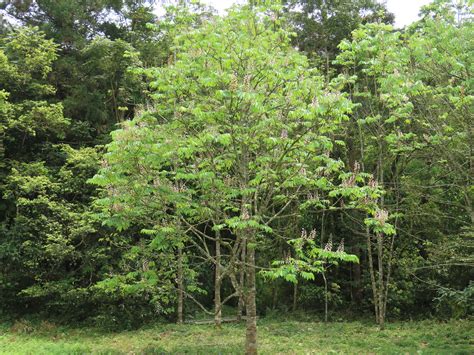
237, 237, 246, 322
377, 233, 385, 330
352, 246, 363, 306
376, 144, 386, 329
245, 235, 257, 355
382, 232, 395, 322
272, 285, 278, 310
214, 233, 222, 327
322, 271, 328, 322
366, 229, 379, 324
177, 246, 184, 324
292, 282, 298, 312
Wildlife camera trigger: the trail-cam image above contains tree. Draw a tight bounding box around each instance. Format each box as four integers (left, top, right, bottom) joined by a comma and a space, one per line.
335, 22, 414, 329
404, 0, 473, 316
283, 0, 394, 77
92, 4, 387, 352
334, 0, 473, 327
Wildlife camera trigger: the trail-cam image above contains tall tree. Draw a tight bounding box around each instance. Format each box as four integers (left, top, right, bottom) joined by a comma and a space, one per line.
334, 0, 473, 325
91, 4, 389, 352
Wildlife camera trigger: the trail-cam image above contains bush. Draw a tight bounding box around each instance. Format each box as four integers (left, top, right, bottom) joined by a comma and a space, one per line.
434, 282, 474, 319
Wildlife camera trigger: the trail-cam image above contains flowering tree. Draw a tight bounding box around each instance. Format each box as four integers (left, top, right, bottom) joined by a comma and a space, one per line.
334, 0, 472, 327
91, 4, 390, 353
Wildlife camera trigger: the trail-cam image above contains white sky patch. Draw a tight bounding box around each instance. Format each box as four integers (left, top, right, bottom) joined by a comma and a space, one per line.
384, 0, 433, 27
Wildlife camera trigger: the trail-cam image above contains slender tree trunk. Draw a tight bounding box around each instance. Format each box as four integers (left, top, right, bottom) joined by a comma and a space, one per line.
245, 234, 257, 355
322, 271, 328, 322
292, 282, 298, 312
272, 285, 278, 310
237, 236, 246, 322
365, 141, 387, 328
366, 229, 379, 324
382, 186, 399, 322
214, 232, 222, 327
352, 246, 362, 306
382, 232, 395, 320
377, 145, 386, 330
177, 246, 184, 324
347, 145, 363, 307
377, 233, 385, 330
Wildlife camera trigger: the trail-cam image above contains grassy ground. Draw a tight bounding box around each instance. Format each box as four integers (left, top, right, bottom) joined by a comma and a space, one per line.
0, 317, 472, 354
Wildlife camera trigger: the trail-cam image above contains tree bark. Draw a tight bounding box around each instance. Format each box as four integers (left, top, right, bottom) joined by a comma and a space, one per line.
214, 232, 222, 327
366, 229, 379, 324
177, 246, 184, 324
376, 142, 386, 329
382, 232, 395, 321
292, 282, 298, 312
272, 285, 278, 310
237, 236, 246, 322
245, 234, 257, 355
377, 232, 385, 330
322, 271, 328, 322
352, 246, 363, 306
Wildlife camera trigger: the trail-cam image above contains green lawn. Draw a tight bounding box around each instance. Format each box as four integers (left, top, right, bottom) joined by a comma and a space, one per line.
0, 318, 472, 354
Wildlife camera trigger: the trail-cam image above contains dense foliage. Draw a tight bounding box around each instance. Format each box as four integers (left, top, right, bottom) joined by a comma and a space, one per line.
0, 0, 472, 352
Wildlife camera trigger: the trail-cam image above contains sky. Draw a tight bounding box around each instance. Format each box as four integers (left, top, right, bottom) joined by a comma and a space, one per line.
384, 0, 433, 27
197, 0, 433, 28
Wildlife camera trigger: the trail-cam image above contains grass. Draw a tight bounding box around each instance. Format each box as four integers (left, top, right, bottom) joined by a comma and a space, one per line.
0, 317, 472, 354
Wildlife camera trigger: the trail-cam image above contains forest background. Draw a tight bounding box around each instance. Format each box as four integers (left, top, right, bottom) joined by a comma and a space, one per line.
0, 0, 472, 353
